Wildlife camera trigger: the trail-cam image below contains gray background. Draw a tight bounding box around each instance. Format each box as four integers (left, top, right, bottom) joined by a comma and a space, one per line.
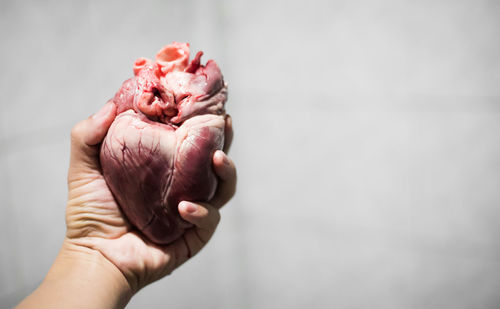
1, 0, 500, 308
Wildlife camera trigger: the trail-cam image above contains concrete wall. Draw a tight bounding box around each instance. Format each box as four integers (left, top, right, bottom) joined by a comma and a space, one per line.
1, 0, 500, 308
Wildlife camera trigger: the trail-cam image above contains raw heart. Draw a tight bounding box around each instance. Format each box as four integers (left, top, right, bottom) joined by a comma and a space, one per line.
99, 42, 228, 244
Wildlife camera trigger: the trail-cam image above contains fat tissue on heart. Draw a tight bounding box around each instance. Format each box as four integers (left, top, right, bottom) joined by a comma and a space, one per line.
99, 42, 228, 245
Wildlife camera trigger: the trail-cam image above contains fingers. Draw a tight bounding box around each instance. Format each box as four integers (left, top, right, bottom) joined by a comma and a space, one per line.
170, 152, 235, 267
69, 101, 117, 170
176, 201, 221, 260
178, 201, 220, 235
215, 115, 236, 208
211, 150, 237, 208
223, 114, 233, 153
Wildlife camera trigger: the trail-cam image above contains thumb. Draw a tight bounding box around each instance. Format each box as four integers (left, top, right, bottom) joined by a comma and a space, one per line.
69, 101, 117, 171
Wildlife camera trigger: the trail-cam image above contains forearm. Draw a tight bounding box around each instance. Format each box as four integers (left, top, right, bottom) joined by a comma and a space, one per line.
17, 239, 133, 309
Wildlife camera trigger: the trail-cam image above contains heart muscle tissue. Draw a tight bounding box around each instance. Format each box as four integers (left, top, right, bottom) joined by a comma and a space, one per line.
99, 42, 228, 244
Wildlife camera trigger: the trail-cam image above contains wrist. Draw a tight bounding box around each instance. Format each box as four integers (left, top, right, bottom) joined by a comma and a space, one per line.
57, 238, 133, 307
19, 238, 133, 309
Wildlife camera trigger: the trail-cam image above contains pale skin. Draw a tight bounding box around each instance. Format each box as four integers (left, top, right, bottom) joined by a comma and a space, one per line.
17, 102, 237, 309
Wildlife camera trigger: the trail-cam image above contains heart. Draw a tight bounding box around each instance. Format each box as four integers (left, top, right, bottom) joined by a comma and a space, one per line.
100, 42, 227, 244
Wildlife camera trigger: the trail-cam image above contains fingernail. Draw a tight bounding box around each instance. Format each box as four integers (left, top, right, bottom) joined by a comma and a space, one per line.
216, 150, 230, 165
181, 201, 198, 214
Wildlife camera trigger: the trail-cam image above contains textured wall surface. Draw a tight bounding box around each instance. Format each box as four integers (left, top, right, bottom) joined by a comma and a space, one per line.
1, 0, 500, 308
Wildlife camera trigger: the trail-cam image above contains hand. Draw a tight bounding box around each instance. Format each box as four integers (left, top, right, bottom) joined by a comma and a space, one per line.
65, 101, 236, 293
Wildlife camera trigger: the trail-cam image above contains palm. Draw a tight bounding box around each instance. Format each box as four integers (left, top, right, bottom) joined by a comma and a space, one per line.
66, 164, 212, 291
67, 168, 129, 238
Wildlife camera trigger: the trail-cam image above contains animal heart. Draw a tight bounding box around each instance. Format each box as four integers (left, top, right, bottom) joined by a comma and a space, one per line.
100, 42, 228, 244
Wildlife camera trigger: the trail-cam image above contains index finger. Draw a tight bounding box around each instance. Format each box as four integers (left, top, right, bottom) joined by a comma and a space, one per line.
211, 151, 236, 209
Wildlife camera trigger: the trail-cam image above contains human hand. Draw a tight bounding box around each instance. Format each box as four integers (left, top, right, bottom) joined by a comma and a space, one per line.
65, 101, 236, 293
